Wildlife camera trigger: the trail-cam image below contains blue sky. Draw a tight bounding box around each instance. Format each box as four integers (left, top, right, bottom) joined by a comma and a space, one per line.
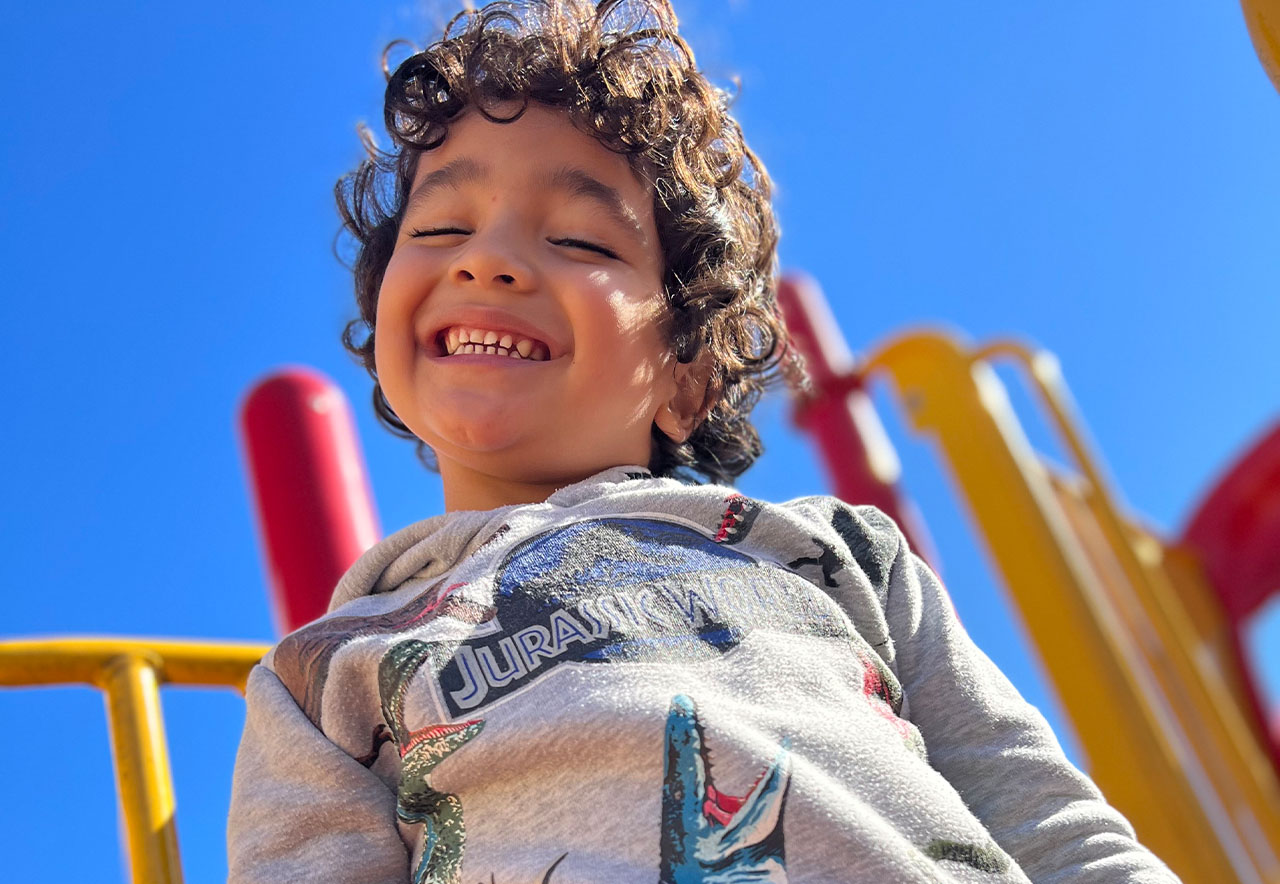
2, 1, 1277, 880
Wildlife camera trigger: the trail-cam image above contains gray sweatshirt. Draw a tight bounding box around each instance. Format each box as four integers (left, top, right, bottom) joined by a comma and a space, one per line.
228, 466, 1179, 883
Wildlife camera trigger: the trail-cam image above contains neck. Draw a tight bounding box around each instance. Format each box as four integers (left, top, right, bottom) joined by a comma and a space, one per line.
438, 459, 583, 512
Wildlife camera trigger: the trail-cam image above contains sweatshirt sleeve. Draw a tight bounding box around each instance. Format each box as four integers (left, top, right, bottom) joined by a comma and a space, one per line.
786, 498, 1181, 883
870, 510, 1180, 883
227, 664, 410, 884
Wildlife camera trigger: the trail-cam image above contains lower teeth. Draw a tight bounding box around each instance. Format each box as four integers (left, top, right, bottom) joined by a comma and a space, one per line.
451, 344, 528, 358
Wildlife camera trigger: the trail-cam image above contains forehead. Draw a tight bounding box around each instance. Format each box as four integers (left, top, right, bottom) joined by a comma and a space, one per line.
406, 105, 657, 233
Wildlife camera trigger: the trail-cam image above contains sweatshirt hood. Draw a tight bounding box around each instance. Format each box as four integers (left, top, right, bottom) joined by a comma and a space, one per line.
327, 466, 657, 612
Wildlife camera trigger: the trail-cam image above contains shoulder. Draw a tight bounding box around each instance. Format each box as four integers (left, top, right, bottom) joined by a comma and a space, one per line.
774, 495, 907, 592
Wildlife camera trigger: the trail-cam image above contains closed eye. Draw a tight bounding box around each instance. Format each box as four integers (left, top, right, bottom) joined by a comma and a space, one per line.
549, 237, 620, 260
409, 226, 471, 238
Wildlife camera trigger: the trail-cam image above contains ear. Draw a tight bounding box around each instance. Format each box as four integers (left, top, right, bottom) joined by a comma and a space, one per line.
654, 350, 718, 444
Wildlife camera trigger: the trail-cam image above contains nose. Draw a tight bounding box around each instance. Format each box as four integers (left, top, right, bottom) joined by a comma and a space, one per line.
449, 229, 535, 293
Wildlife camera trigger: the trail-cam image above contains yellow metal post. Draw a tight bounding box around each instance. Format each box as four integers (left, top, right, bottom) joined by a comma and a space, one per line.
100, 653, 183, 884
864, 329, 1276, 883
0, 637, 267, 883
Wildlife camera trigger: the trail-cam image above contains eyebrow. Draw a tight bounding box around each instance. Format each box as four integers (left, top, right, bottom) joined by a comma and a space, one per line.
405, 157, 645, 238
537, 166, 646, 237
405, 157, 488, 212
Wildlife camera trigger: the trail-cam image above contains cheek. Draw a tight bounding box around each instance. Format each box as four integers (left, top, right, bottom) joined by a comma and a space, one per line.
374, 253, 430, 349
604, 293, 671, 365
577, 297, 675, 406
371, 289, 397, 373
377, 252, 414, 317
371, 317, 392, 382
372, 277, 418, 390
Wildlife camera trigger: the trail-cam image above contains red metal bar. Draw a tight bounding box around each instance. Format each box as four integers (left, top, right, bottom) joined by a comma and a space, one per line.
1182, 419, 1280, 623
1180, 419, 1280, 765
239, 369, 381, 634
777, 273, 937, 566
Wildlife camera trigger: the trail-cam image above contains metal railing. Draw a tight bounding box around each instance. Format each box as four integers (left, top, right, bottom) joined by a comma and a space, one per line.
0, 638, 268, 884
862, 329, 1280, 883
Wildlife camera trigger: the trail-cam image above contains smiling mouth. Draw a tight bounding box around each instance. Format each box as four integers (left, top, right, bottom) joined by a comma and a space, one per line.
436, 326, 551, 361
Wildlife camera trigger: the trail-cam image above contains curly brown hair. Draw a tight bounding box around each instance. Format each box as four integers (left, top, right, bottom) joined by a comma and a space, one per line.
337, 0, 786, 484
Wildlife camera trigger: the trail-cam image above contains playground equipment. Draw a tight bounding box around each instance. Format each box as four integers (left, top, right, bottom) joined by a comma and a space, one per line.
240, 368, 382, 634
0, 639, 265, 884
778, 275, 1280, 884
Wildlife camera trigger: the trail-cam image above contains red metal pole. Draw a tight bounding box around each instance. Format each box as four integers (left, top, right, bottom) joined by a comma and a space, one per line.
1180, 419, 1280, 767
777, 273, 937, 566
239, 368, 381, 634
1181, 420, 1280, 623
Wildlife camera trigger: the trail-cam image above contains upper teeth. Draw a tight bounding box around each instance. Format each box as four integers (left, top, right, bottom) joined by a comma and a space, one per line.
443, 327, 548, 361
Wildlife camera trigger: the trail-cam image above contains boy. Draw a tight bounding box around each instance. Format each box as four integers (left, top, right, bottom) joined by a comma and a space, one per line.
229, 1, 1180, 881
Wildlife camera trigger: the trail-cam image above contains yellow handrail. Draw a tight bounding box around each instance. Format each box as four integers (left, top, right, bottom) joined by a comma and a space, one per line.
976, 340, 1280, 818
0, 637, 268, 884
864, 329, 1280, 884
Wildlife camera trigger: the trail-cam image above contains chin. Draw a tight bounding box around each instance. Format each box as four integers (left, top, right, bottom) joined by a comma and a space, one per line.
427, 424, 528, 456
413, 397, 534, 449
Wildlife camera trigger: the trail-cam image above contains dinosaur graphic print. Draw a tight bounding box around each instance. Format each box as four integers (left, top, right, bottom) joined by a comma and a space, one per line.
661, 694, 791, 883
397, 718, 484, 884
855, 645, 927, 758
380, 639, 485, 884
712, 494, 763, 545
923, 839, 1010, 874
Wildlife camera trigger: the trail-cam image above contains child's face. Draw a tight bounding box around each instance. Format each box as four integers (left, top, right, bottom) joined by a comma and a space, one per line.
375, 104, 681, 509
